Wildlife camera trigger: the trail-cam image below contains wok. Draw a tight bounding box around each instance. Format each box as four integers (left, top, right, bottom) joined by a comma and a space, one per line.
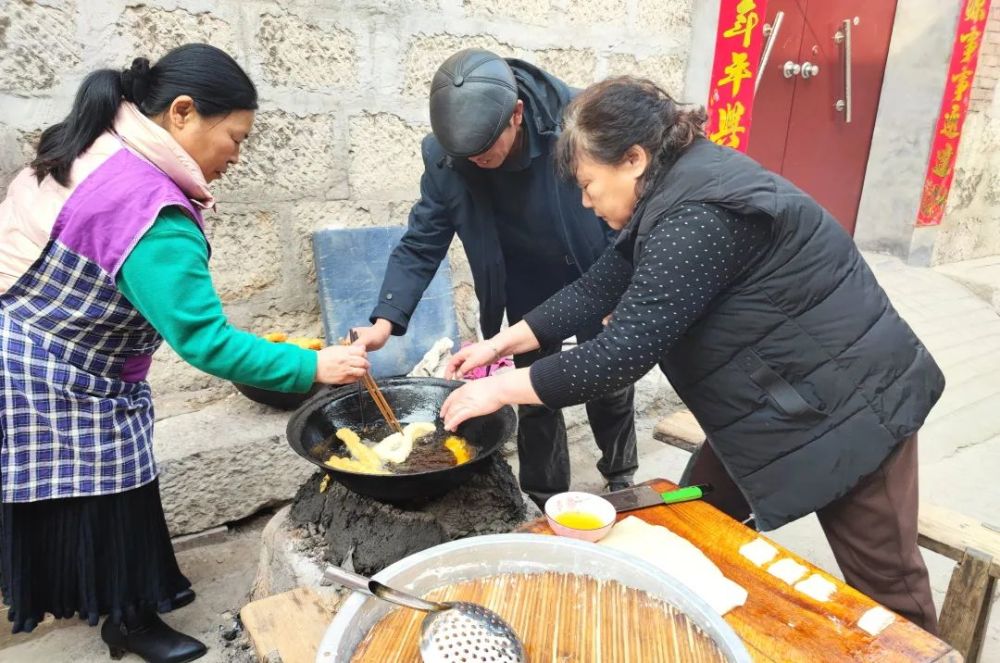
286, 377, 517, 502
232, 380, 328, 410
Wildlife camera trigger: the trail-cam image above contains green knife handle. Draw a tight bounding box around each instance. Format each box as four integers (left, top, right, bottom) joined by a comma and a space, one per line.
659, 486, 705, 505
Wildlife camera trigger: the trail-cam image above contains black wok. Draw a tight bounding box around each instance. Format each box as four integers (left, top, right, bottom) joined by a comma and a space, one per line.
286, 377, 517, 502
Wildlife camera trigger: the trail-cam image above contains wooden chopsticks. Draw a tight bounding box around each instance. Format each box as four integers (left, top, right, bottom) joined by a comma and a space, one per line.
361, 372, 403, 434
344, 332, 403, 434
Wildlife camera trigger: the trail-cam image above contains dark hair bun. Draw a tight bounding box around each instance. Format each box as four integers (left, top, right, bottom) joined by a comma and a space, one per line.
120, 57, 152, 105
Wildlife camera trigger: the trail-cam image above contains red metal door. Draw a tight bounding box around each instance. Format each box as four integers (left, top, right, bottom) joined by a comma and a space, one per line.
749, 0, 898, 235
748, 0, 807, 174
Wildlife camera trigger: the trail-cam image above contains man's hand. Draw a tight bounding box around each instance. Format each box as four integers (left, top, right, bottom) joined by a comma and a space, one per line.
352, 319, 393, 351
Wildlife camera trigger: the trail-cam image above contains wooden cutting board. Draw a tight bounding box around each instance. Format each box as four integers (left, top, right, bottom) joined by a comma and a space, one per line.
521, 478, 962, 663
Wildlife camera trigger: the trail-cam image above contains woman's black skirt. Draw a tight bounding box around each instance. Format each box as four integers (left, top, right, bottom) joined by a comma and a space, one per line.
0, 479, 191, 633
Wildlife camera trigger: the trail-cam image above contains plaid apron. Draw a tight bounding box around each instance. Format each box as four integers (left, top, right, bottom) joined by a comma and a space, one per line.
0, 148, 203, 503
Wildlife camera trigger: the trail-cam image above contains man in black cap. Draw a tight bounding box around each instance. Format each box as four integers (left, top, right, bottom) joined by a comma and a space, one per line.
353, 48, 638, 507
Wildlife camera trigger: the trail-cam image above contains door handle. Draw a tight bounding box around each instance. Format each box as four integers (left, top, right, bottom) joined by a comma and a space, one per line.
783, 61, 801, 78
834, 19, 853, 123
756, 10, 785, 94
800, 62, 820, 79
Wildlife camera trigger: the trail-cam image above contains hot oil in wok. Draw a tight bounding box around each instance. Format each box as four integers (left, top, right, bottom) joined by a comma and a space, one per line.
325, 421, 476, 474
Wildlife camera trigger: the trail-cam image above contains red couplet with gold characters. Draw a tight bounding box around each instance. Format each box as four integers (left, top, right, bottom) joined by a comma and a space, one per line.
916, 0, 992, 227
704, 0, 770, 153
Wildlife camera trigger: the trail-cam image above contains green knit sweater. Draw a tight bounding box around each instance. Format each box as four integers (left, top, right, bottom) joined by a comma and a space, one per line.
117, 207, 317, 392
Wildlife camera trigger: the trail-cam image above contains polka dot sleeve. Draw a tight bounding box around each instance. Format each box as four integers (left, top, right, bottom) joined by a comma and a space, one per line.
528, 203, 769, 409
521, 243, 634, 347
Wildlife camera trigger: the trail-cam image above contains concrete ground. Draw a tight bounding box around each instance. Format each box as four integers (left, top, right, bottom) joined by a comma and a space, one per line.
2, 252, 998, 662
0, 517, 267, 663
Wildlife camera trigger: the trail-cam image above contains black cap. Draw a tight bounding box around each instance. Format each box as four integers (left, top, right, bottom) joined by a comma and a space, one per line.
429, 49, 518, 158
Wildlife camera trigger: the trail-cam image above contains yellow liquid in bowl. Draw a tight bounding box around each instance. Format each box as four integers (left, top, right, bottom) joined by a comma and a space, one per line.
554, 511, 606, 530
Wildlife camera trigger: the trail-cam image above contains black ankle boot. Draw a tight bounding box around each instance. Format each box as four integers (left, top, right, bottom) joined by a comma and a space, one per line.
157, 588, 196, 613
101, 610, 207, 663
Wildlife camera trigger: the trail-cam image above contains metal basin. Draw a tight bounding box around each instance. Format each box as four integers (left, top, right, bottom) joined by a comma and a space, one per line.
318, 533, 752, 662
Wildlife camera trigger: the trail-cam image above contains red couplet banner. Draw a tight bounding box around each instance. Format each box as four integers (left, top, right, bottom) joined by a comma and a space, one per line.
916, 0, 992, 227
704, 0, 769, 153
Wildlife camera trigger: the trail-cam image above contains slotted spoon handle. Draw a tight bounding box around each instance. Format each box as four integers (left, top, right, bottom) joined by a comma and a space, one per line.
323, 566, 447, 613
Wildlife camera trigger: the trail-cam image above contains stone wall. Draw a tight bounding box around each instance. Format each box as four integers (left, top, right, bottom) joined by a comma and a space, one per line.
932, 4, 1000, 265
0, 0, 694, 416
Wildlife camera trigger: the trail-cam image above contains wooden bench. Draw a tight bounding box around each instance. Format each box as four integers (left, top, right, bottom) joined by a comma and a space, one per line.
654, 410, 1000, 662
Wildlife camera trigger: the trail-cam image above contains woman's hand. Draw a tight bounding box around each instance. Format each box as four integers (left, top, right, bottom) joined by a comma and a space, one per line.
445, 340, 501, 379
445, 321, 542, 380
440, 368, 542, 430
440, 378, 506, 431
315, 344, 369, 384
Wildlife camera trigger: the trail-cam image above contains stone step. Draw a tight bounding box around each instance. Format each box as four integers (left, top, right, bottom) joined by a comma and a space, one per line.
154, 395, 314, 537
935, 257, 1000, 314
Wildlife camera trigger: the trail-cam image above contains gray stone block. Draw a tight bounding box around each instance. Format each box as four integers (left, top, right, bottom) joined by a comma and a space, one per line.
636, 0, 693, 35
154, 397, 314, 536
565, 0, 627, 26
400, 33, 516, 98
116, 5, 238, 61
348, 112, 429, 199
216, 111, 346, 202
606, 53, 687, 95
256, 13, 358, 89
531, 47, 598, 88
462, 0, 553, 25
0, 0, 80, 91
204, 206, 283, 304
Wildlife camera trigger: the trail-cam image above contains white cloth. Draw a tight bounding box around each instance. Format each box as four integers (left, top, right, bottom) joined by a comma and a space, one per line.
407, 337, 454, 378
599, 515, 748, 615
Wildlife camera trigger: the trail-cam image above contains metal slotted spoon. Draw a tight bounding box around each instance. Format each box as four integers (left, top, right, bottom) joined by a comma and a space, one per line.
323, 565, 525, 663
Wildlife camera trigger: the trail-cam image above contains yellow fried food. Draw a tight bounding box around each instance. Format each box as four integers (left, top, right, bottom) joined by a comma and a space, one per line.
444, 436, 472, 465
373, 431, 411, 465
324, 455, 389, 475
287, 337, 324, 350
336, 428, 385, 472
262, 332, 323, 350
373, 421, 438, 464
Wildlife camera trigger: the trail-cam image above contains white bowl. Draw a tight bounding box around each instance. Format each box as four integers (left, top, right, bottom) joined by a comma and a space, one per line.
543, 491, 616, 542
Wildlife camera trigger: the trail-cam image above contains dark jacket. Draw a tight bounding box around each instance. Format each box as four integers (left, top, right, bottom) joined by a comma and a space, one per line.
371, 60, 612, 338
628, 138, 945, 531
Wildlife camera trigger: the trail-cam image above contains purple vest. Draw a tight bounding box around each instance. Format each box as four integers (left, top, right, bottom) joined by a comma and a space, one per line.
0, 147, 203, 502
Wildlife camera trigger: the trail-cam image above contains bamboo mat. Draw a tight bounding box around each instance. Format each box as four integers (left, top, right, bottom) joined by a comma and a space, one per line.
352, 572, 727, 662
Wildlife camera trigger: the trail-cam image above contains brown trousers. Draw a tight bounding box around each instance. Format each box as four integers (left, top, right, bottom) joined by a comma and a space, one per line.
685, 434, 939, 634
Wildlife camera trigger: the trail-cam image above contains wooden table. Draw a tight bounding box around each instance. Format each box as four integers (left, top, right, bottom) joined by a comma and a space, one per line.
521, 477, 961, 663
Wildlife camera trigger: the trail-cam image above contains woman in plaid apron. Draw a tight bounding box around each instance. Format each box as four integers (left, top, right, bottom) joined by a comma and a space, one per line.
0, 45, 368, 663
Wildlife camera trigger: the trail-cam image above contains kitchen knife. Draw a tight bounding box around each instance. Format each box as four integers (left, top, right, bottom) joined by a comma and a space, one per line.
603, 484, 713, 513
